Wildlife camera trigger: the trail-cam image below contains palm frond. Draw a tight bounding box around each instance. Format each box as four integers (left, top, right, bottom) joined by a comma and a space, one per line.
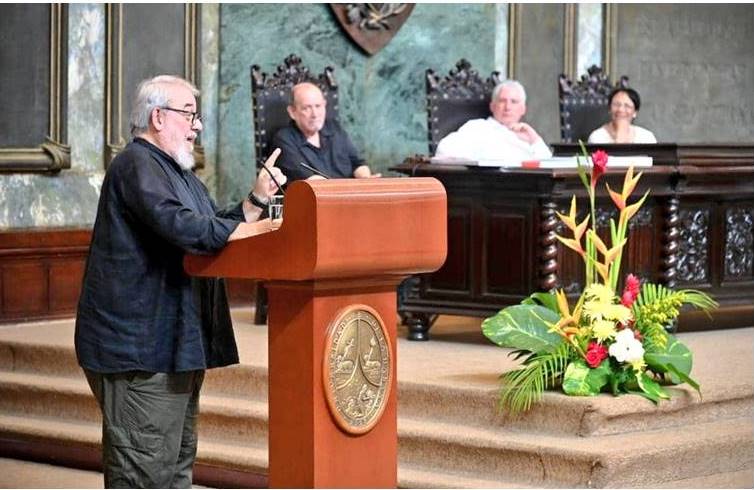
498, 342, 572, 414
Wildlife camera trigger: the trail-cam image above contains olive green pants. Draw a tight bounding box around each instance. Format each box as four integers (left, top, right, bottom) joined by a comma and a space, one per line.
84, 370, 204, 489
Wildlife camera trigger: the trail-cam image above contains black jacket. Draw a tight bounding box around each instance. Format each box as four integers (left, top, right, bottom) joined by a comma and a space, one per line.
75, 138, 241, 373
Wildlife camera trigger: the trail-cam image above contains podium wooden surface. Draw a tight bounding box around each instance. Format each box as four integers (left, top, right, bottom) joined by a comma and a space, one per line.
185, 178, 447, 488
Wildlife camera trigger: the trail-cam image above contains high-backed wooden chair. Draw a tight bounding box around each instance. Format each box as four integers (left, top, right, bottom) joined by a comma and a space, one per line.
250, 54, 339, 324
425, 59, 502, 155
558, 65, 630, 143
251, 54, 339, 167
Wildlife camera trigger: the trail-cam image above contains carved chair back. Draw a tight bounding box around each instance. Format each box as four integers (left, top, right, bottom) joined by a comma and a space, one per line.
251, 54, 339, 166
558, 65, 630, 143
426, 59, 502, 155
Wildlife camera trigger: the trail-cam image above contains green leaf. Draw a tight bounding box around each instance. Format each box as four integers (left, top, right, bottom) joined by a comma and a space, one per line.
644, 335, 693, 383
576, 140, 590, 190
521, 292, 559, 314
482, 305, 562, 352
665, 362, 702, 398
635, 372, 671, 403
562, 359, 610, 396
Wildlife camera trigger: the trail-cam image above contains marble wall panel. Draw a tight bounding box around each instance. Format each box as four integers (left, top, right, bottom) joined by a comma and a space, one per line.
0, 3, 103, 228
614, 4, 754, 143
217, 3, 502, 205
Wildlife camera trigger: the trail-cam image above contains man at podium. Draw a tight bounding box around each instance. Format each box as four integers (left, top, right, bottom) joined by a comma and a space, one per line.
74, 75, 285, 488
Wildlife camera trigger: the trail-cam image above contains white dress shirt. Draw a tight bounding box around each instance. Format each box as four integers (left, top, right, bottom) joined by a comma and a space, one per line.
435, 117, 552, 162
588, 125, 657, 144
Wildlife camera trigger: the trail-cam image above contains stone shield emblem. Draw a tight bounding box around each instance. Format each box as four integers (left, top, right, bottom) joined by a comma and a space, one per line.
330, 4, 415, 55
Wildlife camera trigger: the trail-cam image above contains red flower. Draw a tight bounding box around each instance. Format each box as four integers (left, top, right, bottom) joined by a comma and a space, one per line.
590, 150, 609, 188
585, 342, 609, 368
621, 274, 641, 308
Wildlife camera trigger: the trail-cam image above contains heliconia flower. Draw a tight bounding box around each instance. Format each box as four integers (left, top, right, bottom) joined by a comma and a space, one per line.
621, 274, 641, 308
609, 328, 644, 363
606, 166, 643, 210
585, 341, 609, 368
590, 150, 609, 188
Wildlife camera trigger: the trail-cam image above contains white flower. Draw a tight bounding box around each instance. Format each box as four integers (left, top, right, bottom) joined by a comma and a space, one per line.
609, 329, 644, 363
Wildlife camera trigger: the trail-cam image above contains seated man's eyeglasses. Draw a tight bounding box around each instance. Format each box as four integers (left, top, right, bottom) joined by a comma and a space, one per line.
161, 106, 201, 125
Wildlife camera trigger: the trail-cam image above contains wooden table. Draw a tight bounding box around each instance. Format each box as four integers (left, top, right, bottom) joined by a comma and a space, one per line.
391, 144, 754, 340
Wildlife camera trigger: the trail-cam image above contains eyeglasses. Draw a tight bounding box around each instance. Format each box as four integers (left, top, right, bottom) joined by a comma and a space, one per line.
161, 106, 202, 125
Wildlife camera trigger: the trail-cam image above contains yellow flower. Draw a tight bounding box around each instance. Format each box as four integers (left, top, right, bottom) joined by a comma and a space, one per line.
629, 358, 646, 372
584, 301, 632, 323
584, 283, 614, 303
591, 319, 617, 342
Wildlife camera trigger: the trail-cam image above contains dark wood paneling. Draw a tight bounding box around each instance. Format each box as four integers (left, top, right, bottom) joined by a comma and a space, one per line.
484, 210, 528, 296
0, 228, 255, 323
0, 229, 90, 322
2, 263, 47, 315
425, 202, 471, 295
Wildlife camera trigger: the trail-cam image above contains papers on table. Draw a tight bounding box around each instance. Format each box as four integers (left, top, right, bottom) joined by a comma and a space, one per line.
429, 155, 654, 169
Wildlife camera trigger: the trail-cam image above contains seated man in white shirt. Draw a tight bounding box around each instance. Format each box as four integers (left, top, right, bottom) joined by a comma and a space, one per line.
435, 80, 552, 163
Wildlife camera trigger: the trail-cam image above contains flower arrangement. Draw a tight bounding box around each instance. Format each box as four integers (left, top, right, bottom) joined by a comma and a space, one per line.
482, 144, 717, 414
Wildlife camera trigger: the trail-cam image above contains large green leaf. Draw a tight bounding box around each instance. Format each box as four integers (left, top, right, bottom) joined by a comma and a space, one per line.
634, 372, 670, 403
644, 335, 693, 383
562, 359, 611, 396
521, 292, 559, 313
482, 305, 562, 352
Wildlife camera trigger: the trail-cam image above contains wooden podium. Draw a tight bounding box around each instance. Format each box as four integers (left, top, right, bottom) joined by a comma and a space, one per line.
184, 178, 447, 488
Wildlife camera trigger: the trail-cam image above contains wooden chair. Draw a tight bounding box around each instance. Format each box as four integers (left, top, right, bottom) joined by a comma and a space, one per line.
558, 65, 629, 143
250, 54, 339, 324
425, 59, 502, 155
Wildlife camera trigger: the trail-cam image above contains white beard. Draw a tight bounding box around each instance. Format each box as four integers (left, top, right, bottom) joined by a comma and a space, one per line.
174, 145, 195, 170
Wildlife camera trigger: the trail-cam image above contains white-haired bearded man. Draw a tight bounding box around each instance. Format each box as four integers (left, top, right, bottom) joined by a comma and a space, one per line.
75, 74, 286, 488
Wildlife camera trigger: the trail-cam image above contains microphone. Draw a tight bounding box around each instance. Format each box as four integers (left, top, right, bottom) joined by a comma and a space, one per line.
299, 161, 330, 179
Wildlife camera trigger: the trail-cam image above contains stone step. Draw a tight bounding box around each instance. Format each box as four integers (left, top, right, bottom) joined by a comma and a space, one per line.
398, 415, 754, 487
398, 379, 753, 437
3, 344, 751, 441
0, 371, 269, 444
0, 457, 103, 489
0, 413, 267, 476
398, 466, 535, 489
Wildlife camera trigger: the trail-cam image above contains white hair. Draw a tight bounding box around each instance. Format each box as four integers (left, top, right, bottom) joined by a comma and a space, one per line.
491, 79, 527, 104
129, 75, 199, 136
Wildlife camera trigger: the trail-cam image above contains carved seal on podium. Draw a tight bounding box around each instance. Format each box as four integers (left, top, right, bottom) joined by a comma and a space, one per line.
323, 304, 392, 434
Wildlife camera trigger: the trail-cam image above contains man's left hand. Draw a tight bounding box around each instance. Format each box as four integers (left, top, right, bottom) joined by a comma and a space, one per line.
252, 148, 287, 199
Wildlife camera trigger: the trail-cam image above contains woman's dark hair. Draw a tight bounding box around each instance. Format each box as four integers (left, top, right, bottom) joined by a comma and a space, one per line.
609, 87, 641, 111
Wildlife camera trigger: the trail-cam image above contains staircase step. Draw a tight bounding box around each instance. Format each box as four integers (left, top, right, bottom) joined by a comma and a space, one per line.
0, 371, 270, 444
398, 416, 753, 487
398, 466, 535, 489
0, 457, 103, 489
399, 379, 753, 437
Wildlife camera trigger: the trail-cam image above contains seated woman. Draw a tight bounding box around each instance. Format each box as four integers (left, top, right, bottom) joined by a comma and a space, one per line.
588, 88, 657, 144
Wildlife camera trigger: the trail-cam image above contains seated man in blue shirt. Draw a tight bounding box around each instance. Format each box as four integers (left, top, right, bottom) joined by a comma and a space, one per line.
272, 82, 380, 181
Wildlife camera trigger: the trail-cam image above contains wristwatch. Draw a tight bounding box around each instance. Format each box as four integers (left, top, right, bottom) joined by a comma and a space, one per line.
247, 191, 269, 209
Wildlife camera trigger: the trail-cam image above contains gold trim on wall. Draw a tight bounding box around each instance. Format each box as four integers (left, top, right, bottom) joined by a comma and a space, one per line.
105, 3, 124, 165
604, 3, 617, 78
563, 4, 577, 80
507, 3, 521, 79
0, 4, 70, 173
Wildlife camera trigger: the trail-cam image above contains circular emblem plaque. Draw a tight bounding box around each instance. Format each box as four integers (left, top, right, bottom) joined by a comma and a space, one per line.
323, 305, 392, 435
